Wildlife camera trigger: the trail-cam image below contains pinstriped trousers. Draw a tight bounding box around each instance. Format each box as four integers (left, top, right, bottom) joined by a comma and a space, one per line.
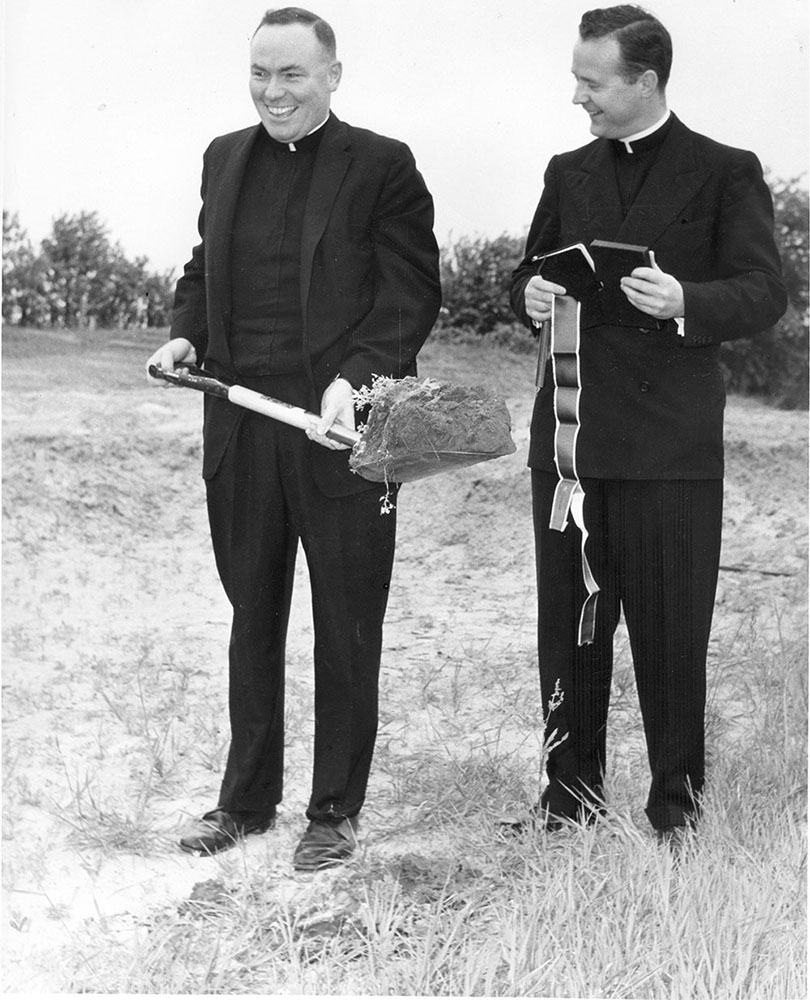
532, 471, 723, 830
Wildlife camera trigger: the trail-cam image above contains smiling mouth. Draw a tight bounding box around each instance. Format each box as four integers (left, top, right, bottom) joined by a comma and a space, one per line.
265, 106, 296, 118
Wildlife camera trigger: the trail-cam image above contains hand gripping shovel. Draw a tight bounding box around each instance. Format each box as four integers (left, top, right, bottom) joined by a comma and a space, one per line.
149, 363, 358, 446
148, 364, 516, 483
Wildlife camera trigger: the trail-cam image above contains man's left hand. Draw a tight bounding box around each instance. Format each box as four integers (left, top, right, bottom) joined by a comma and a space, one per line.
620, 261, 685, 321
307, 377, 355, 451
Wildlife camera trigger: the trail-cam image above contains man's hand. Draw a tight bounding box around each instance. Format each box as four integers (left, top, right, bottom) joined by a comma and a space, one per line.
307, 377, 355, 451
524, 275, 568, 325
145, 338, 197, 385
621, 261, 685, 320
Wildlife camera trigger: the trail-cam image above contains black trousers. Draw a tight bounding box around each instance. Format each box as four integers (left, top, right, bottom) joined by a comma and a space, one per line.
205, 375, 396, 822
532, 471, 723, 830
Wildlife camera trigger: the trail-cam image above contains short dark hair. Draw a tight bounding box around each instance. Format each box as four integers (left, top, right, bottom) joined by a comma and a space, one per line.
579, 5, 672, 90
255, 7, 337, 60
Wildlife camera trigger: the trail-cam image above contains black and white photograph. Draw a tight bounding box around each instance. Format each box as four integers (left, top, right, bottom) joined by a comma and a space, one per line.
3, 0, 807, 994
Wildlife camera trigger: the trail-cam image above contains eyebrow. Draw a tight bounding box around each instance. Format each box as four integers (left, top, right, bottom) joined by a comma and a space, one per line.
251, 62, 306, 73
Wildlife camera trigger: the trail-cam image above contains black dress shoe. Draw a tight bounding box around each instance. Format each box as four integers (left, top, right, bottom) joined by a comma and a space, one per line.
656, 824, 692, 852
497, 810, 564, 836
292, 816, 359, 871
498, 803, 599, 836
179, 807, 276, 855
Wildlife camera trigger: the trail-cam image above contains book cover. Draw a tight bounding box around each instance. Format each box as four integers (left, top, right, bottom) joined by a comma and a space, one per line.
589, 240, 665, 330
532, 242, 602, 304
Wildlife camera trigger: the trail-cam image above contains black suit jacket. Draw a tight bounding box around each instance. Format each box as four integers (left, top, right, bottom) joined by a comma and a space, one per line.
511, 115, 787, 479
170, 113, 442, 495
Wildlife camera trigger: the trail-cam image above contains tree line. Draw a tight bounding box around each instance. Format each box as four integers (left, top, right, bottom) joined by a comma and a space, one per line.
3, 172, 808, 407
2, 210, 175, 330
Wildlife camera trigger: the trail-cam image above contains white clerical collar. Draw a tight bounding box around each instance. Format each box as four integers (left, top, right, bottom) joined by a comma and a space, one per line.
618, 110, 671, 153
287, 114, 330, 152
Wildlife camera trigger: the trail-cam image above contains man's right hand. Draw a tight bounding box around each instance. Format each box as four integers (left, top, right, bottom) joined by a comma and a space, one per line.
524, 276, 567, 325
145, 338, 197, 386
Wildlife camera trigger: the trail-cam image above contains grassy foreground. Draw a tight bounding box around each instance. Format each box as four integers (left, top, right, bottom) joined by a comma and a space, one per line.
41, 629, 808, 998
2, 325, 807, 997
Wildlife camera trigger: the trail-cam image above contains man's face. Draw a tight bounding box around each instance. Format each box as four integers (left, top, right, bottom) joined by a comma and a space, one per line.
249, 23, 341, 143
571, 35, 653, 139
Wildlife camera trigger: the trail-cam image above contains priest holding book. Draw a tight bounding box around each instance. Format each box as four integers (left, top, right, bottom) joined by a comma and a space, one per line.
510, 4, 786, 844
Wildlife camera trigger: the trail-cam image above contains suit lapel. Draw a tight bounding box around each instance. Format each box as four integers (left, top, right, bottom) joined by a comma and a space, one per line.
207, 125, 261, 351
563, 140, 624, 242
300, 115, 351, 327
563, 116, 712, 250
617, 117, 711, 246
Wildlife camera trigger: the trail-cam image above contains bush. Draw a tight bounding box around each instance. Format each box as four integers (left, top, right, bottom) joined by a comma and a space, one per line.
720, 174, 809, 409
439, 233, 525, 334
720, 303, 808, 409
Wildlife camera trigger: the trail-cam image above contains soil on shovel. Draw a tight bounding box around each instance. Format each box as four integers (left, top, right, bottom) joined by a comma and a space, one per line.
349, 376, 517, 483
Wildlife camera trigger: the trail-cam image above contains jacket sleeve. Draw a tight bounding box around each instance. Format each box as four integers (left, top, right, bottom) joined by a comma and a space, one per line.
510, 156, 562, 329
679, 150, 787, 346
336, 143, 442, 390
169, 152, 210, 361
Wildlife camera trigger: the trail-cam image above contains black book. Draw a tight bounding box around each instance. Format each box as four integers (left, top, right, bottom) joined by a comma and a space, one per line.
589, 240, 664, 330
532, 243, 602, 306
533, 239, 664, 331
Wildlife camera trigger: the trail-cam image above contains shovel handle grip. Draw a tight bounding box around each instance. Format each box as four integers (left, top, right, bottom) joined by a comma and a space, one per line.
148, 363, 230, 396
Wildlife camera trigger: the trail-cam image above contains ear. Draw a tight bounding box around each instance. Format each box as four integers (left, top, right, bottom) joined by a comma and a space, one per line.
328, 60, 343, 92
638, 68, 660, 97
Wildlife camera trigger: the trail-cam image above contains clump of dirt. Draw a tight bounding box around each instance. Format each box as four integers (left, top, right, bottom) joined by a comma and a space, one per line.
177, 878, 232, 917
393, 852, 482, 906
350, 377, 516, 483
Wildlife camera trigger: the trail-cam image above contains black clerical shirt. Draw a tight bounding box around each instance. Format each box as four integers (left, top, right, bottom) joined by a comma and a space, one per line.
229, 124, 325, 376
611, 114, 675, 216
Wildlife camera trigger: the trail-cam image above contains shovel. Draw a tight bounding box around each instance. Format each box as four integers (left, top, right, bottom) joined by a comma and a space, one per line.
148, 364, 516, 483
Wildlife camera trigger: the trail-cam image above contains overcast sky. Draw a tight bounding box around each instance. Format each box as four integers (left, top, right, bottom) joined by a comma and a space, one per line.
4, 0, 808, 275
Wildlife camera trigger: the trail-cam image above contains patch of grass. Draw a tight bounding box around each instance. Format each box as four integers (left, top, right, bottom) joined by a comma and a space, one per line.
35, 640, 210, 857
58, 610, 806, 996
63, 789, 806, 997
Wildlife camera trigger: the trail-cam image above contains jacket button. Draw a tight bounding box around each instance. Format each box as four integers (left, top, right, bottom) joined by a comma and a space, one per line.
639, 381, 651, 392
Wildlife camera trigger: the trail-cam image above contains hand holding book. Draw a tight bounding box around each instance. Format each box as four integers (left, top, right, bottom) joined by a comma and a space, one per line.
618, 256, 685, 321
529, 240, 674, 389
524, 273, 568, 326
531, 240, 668, 331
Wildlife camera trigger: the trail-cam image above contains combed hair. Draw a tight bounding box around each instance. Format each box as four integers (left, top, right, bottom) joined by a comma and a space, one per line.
255, 7, 337, 59
579, 5, 672, 89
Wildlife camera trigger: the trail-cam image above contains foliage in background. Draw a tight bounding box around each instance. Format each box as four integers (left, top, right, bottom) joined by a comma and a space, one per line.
2, 210, 174, 329
719, 174, 809, 409
438, 232, 525, 334
437, 174, 809, 409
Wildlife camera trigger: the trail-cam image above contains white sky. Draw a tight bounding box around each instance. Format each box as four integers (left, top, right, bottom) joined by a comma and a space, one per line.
3, 0, 808, 275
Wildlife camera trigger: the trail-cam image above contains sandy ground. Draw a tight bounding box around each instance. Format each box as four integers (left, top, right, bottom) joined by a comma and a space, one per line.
2, 336, 807, 991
